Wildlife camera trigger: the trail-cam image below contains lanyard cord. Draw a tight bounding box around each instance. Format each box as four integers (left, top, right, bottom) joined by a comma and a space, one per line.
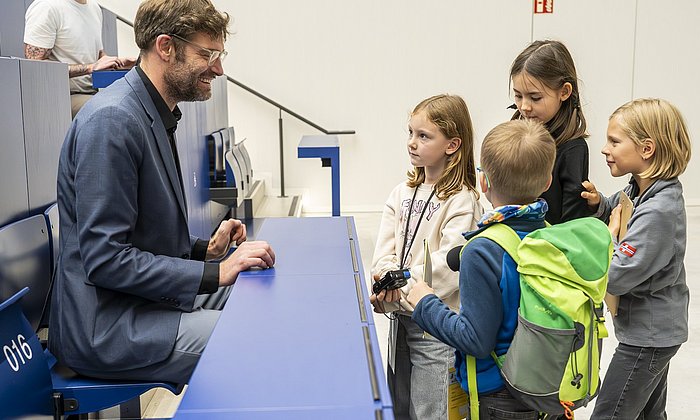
399, 186, 436, 270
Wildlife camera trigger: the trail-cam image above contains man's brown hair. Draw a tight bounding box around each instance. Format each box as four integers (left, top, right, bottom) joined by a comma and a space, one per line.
134, 0, 230, 51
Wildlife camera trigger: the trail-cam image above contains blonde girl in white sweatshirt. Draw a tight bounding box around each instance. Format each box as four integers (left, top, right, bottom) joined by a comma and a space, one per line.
370, 94, 483, 420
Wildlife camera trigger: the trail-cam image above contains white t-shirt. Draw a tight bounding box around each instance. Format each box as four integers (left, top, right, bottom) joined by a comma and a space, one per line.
24, 0, 104, 93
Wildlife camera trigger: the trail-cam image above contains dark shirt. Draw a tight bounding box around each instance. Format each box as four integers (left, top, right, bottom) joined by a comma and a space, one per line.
135, 66, 219, 294
541, 137, 595, 224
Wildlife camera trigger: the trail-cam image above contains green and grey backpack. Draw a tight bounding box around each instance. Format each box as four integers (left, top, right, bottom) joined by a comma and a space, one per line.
464, 217, 613, 419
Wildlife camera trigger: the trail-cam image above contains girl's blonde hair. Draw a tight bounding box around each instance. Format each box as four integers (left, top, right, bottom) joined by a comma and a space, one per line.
611, 98, 691, 180
481, 119, 556, 203
510, 40, 587, 146
407, 94, 478, 200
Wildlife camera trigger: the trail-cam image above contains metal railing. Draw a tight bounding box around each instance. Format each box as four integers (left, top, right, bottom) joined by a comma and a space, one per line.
113, 13, 355, 197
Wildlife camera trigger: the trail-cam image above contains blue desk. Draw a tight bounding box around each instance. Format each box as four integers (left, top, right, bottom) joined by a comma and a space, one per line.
92, 70, 127, 88
298, 135, 340, 216
175, 217, 392, 419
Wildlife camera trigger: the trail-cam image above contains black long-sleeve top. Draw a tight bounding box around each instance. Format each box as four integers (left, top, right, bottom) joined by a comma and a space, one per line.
541, 137, 594, 224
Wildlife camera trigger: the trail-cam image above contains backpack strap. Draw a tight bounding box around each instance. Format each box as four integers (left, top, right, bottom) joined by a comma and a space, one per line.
466, 355, 479, 420
491, 351, 505, 369
462, 222, 523, 264
463, 223, 522, 419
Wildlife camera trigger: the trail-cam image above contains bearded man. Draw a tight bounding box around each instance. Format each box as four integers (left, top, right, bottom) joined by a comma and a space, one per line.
49, 0, 275, 384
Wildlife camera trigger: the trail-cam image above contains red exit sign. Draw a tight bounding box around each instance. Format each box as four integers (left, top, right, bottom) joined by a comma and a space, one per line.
534, 0, 554, 14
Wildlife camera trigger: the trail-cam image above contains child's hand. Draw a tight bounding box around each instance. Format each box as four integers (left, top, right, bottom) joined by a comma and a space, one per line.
406, 280, 434, 307
581, 181, 601, 209
372, 273, 401, 302
369, 293, 384, 313
608, 204, 622, 240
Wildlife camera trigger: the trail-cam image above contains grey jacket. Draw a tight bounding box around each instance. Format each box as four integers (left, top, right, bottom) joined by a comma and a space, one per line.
49, 69, 204, 373
596, 178, 689, 347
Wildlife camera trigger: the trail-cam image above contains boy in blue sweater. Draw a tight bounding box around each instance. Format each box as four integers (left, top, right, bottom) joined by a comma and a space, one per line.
407, 119, 556, 418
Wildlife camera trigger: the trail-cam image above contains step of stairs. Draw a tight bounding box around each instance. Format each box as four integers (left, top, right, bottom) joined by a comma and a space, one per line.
253, 193, 302, 218
239, 179, 303, 218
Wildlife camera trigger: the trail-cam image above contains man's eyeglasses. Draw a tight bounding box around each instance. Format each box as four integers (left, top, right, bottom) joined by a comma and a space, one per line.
168, 33, 227, 67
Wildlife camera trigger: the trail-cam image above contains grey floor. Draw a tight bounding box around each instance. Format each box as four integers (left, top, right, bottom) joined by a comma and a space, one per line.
350, 207, 700, 419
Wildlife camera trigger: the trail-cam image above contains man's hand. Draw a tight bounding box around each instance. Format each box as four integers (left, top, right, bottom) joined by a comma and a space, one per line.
116, 56, 137, 70
90, 54, 122, 73
207, 219, 247, 260
581, 181, 601, 210
218, 241, 275, 287
608, 204, 622, 240
406, 280, 434, 307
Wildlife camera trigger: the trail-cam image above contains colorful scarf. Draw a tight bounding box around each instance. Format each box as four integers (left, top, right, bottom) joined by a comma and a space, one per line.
477, 198, 548, 228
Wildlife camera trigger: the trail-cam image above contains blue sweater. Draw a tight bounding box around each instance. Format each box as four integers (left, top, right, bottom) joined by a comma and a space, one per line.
412, 217, 544, 394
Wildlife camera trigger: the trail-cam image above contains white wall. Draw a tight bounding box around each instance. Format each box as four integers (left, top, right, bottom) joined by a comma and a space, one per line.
98, 0, 700, 211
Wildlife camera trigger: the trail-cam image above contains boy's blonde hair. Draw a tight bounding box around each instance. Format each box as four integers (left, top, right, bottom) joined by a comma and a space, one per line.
407, 94, 478, 200
611, 98, 691, 180
481, 119, 556, 203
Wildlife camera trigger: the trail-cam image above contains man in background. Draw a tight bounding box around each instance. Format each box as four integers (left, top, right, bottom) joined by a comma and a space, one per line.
24, 0, 136, 117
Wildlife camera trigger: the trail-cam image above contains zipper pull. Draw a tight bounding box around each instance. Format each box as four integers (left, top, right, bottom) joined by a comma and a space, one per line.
570, 373, 583, 389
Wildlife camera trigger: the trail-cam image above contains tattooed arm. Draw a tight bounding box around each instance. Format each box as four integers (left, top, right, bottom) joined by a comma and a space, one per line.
24, 43, 51, 60
24, 44, 122, 77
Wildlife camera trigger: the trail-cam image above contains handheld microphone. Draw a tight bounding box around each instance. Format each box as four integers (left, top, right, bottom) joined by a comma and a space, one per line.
446, 246, 462, 271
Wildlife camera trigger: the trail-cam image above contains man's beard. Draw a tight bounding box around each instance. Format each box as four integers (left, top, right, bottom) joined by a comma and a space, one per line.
163, 59, 213, 103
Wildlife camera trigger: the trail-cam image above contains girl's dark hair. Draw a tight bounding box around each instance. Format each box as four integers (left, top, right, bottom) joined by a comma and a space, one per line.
510, 40, 587, 146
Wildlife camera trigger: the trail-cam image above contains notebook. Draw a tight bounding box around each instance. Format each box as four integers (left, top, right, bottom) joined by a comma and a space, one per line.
605, 191, 633, 316
423, 239, 432, 287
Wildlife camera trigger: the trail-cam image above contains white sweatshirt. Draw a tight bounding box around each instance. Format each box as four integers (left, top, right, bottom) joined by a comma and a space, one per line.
371, 182, 483, 313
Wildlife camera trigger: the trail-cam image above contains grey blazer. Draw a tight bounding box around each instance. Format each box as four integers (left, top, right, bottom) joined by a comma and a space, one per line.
49, 69, 205, 372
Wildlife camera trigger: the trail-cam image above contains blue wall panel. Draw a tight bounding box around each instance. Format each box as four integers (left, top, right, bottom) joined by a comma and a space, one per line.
0, 0, 29, 58
20, 59, 71, 215
179, 76, 229, 239
0, 58, 70, 227
178, 101, 206, 239
100, 6, 118, 57
0, 58, 30, 227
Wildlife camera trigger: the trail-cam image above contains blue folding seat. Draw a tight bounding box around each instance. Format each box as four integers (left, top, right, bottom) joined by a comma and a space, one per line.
0, 212, 182, 419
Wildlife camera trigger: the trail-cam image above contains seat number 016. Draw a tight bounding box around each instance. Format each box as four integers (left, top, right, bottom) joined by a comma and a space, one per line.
3, 334, 33, 372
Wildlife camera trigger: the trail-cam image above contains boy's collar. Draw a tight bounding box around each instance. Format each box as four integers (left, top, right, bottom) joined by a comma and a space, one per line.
462, 199, 548, 240
477, 199, 548, 228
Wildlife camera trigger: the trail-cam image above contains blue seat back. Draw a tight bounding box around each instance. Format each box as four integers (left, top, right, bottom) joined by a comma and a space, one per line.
45, 203, 60, 274
223, 126, 233, 154
212, 131, 225, 179
224, 150, 244, 195
0, 287, 54, 417
0, 214, 52, 331
237, 139, 253, 181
